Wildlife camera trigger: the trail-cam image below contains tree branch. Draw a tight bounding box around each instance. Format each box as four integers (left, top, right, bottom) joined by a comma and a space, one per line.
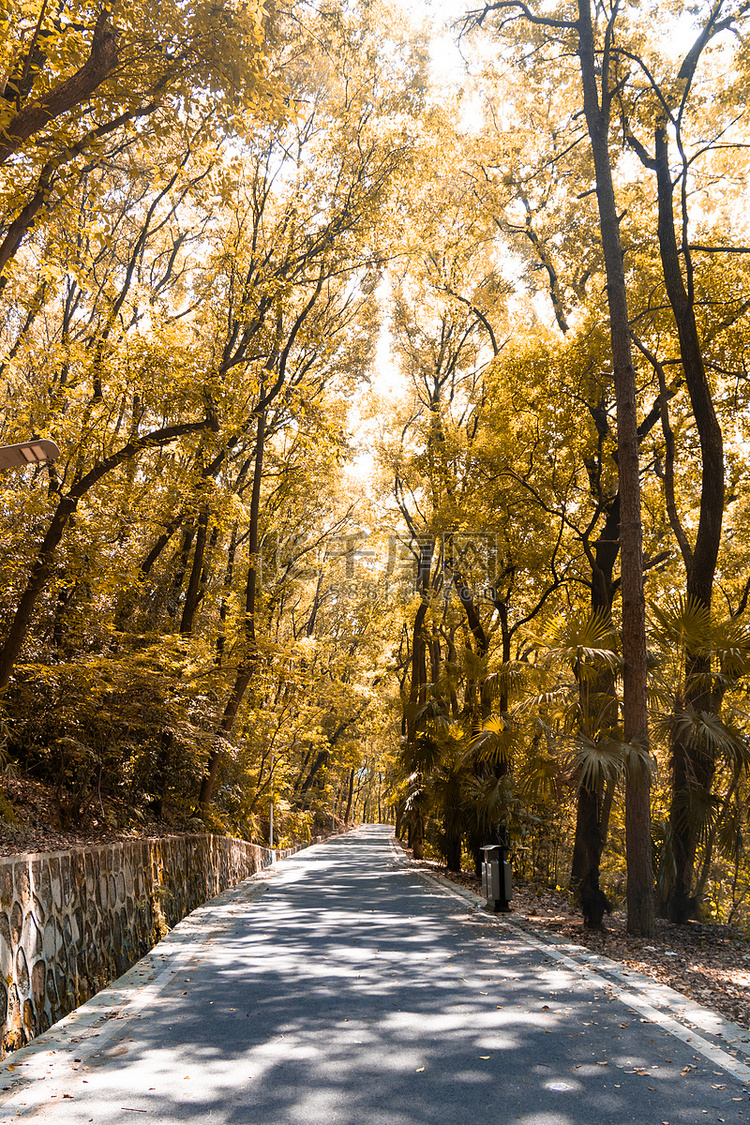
0, 9, 119, 166
463, 1, 575, 31
0, 417, 213, 690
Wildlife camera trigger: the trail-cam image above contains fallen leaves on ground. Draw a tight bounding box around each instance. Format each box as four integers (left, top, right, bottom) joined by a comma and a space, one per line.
406, 853, 750, 1032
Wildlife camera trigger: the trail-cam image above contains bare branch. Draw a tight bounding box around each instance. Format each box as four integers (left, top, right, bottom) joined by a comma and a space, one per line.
462, 0, 575, 32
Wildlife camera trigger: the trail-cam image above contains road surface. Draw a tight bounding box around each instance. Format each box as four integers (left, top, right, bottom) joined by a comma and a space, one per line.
0, 824, 748, 1123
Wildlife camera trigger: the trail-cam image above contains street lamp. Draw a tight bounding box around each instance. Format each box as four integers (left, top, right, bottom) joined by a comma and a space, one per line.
0, 439, 60, 470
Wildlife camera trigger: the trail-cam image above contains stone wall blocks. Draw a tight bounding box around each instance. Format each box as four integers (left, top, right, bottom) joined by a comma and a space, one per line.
0, 867, 12, 909
54, 966, 68, 1008
61, 855, 72, 907
21, 911, 42, 959
0, 912, 12, 980
73, 857, 86, 907
48, 857, 62, 909
42, 918, 57, 961
5, 982, 19, 1029
30, 961, 44, 1013
84, 852, 95, 896
117, 907, 131, 959
73, 906, 84, 944
0, 833, 293, 1057
15, 948, 28, 994
22, 998, 34, 1039
76, 949, 91, 990
32, 860, 48, 915
15, 864, 30, 910
45, 967, 58, 1011
9, 901, 22, 946
31, 894, 46, 928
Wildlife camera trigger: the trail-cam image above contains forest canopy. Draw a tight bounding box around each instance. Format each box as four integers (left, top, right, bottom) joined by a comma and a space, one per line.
1, 0, 749, 938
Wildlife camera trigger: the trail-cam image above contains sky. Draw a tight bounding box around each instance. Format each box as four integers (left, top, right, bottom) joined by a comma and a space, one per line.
347, 0, 721, 484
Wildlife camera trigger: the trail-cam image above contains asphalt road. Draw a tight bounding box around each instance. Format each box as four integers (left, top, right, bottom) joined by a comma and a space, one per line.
0, 824, 748, 1124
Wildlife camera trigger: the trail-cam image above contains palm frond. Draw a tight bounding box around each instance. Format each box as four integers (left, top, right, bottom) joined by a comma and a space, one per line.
569, 734, 626, 790
514, 686, 571, 714
545, 609, 620, 673
470, 713, 515, 765
461, 646, 490, 681
671, 707, 747, 759
650, 596, 713, 655
690, 788, 721, 847
621, 737, 654, 781
465, 772, 517, 833
517, 750, 562, 803
716, 808, 744, 861
403, 784, 427, 814
647, 681, 679, 713
401, 733, 443, 774
483, 661, 527, 700
667, 785, 715, 840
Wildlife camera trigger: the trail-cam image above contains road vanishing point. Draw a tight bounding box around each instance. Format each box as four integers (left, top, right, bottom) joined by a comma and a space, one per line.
0, 824, 749, 1124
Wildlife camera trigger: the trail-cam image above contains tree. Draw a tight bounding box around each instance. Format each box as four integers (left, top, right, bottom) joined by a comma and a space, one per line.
0, 0, 423, 837
0, 0, 277, 285
191, 16, 423, 809
466, 0, 654, 933
613, 1, 750, 922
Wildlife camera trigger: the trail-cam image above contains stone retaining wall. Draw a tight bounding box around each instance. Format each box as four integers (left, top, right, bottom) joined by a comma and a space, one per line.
0, 834, 293, 1055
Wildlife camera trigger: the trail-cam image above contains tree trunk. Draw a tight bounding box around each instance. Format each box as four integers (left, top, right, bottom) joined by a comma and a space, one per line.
406, 538, 434, 740
571, 490, 619, 923
577, 0, 653, 935
404, 536, 434, 857
344, 768, 355, 824
0, 420, 207, 690
180, 503, 210, 634
166, 526, 194, 620
445, 834, 462, 872
299, 750, 329, 799
216, 524, 238, 665
411, 811, 424, 860
652, 123, 725, 923
571, 778, 615, 928
0, 496, 76, 690
0, 10, 119, 167
198, 411, 266, 812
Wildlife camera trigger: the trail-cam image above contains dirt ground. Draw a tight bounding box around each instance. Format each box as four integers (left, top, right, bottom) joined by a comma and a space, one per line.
0, 776, 190, 856
406, 854, 750, 1032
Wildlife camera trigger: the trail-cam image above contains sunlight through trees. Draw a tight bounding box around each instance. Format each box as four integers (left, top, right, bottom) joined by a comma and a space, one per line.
1, 0, 750, 938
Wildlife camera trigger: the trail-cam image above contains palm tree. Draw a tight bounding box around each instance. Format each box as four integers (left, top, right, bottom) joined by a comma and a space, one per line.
649, 598, 750, 920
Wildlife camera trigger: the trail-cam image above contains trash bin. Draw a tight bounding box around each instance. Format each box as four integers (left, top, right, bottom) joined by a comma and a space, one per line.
481, 844, 512, 912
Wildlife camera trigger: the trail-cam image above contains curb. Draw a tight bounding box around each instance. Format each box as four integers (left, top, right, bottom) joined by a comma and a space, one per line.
391, 840, 750, 1085
0, 832, 355, 1108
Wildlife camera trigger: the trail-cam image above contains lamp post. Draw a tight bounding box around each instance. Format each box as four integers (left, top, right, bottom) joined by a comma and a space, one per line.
0, 439, 60, 469
269, 752, 275, 850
